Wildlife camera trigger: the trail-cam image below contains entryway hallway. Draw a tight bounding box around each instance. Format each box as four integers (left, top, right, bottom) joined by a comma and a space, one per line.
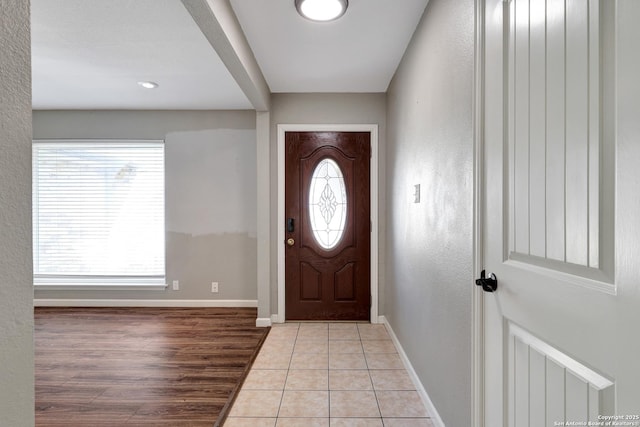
224, 322, 434, 426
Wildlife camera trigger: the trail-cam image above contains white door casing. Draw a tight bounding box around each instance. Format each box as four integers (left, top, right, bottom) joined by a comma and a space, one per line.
482, 0, 640, 425
276, 124, 379, 324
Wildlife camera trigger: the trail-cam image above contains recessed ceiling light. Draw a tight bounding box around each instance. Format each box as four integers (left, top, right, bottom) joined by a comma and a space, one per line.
295, 0, 348, 22
137, 81, 159, 89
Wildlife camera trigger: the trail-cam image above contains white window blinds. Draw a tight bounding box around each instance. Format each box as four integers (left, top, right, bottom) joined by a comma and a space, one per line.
32, 141, 165, 285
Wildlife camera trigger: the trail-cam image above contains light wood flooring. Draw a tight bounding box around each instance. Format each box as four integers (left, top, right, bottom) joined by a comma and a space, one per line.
35, 307, 268, 426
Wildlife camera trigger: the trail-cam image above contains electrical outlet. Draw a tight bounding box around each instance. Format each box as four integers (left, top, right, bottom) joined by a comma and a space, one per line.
211, 282, 219, 293
172, 280, 179, 291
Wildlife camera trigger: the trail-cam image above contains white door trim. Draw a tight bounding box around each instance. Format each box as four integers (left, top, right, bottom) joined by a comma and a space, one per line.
473, 0, 485, 425
276, 124, 379, 323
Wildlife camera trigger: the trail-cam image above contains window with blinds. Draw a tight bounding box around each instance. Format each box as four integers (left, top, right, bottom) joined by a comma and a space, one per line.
32, 140, 165, 286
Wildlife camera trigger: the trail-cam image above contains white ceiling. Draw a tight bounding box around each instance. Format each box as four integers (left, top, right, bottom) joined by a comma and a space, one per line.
31, 0, 253, 110
31, 0, 429, 110
230, 0, 429, 93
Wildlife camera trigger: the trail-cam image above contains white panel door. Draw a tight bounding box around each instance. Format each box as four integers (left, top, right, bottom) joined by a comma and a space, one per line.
482, 0, 640, 425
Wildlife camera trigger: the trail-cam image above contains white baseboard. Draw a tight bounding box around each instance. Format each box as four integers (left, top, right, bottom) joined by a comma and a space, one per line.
34, 299, 258, 308
379, 315, 446, 427
255, 318, 272, 327
271, 314, 280, 324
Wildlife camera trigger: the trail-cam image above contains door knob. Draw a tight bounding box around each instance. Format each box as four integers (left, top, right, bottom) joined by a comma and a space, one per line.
475, 270, 498, 293
286, 238, 295, 246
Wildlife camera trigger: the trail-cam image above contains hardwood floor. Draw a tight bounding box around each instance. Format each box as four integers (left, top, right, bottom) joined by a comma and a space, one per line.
35, 307, 268, 426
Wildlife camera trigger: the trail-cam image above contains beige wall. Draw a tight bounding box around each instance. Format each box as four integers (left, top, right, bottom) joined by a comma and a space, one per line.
266, 93, 387, 317
33, 110, 258, 302
385, 0, 475, 425
0, 0, 34, 424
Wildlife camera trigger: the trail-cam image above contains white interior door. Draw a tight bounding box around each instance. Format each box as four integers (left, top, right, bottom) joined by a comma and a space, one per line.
482, 0, 640, 425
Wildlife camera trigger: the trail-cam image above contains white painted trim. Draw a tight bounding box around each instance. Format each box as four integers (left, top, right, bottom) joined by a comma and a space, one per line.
270, 314, 279, 324
255, 318, 272, 327
380, 316, 445, 427
276, 124, 379, 323
472, 0, 486, 426
508, 322, 614, 390
34, 299, 258, 308
34, 284, 168, 291
504, 259, 616, 295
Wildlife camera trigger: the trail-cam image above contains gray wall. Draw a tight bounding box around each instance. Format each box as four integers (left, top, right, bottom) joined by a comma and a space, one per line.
33, 110, 258, 302
385, 0, 475, 425
268, 93, 387, 316
0, 0, 34, 424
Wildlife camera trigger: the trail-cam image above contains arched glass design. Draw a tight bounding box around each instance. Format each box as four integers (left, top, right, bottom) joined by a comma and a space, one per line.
308, 158, 347, 249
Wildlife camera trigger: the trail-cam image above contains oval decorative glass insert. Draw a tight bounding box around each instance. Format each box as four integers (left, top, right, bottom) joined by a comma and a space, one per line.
308, 158, 347, 249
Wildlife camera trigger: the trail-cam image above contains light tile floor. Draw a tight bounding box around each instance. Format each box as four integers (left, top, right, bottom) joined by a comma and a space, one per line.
224, 322, 434, 427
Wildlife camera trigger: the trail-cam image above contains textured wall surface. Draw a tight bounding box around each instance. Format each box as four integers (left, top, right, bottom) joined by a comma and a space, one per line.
33, 111, 257, 302
165, 129, 257, 300
0, 0, 35, 424
268, 93, 387, 316
385, 0, 475, 425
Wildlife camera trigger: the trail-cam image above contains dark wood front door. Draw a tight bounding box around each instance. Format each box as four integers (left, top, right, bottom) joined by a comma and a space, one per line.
285, 131, 371, 321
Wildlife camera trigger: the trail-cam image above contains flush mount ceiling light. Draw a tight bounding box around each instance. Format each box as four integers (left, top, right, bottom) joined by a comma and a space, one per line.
137, 81, 159, 89
295, 0, 348, 22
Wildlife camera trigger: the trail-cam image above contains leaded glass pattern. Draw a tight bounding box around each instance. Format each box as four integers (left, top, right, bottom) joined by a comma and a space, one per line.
309, 158, 347, 249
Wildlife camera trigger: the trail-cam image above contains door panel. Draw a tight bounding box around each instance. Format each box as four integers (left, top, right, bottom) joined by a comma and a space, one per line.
482, 0, 637, 425
507, 323, 614, 426
506, 0, 611, 281
285, 131, 370, 320
335, 263, 356, 300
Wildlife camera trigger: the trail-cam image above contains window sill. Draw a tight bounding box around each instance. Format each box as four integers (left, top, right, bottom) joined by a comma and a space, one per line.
34, 283, 168, 291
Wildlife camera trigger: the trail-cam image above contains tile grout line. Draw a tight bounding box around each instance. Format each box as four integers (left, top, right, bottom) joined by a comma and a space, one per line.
360, 323, 386, 424
326, 326, 331, 420
276, 323, 298, 420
